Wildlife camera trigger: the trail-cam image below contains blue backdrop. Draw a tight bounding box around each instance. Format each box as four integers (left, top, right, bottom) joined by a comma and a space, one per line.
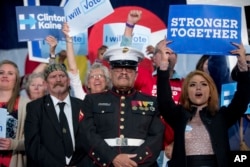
0, 0, 186, 49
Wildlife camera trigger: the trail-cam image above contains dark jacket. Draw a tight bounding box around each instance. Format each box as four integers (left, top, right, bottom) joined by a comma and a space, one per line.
81, 88, 165, 167
157, 69, 250, 167
24, 95, 87, 167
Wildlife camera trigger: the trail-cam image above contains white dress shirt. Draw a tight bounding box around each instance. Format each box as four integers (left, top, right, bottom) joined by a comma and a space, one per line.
50, 94, 75, 165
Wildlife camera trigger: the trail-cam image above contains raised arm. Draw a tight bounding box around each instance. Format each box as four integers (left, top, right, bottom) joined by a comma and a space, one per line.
32, 35, 58, 73
121, 10, 142, 46
157, 39, 177, 125
62, 22, 78, 74
46, 35, 58, 65
224, 42, 250, 127
230, 42, 249, 72
62, 22, 86, 100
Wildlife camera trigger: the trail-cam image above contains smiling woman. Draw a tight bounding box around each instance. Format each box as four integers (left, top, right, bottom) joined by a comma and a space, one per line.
84, 62, 111, 94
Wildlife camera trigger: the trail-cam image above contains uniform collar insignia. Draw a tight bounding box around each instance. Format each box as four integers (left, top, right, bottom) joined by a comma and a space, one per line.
112, 87, 135, 96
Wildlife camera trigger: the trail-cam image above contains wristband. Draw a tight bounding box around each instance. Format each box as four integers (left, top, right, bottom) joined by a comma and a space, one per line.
50, 54, 56, 59
126, 22, 135, 28
66, 37, 73, 43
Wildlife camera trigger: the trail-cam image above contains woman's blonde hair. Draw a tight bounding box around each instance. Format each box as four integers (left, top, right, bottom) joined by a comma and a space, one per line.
0, 60, 20, 112
180, 70, 219, 115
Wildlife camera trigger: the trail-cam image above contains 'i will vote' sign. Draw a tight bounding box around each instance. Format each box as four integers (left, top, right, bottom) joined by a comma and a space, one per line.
167, 5, 241, 55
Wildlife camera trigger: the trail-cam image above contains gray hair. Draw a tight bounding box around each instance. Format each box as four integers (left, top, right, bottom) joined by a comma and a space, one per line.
85, 63, 112, 93
25, 72, 46, 97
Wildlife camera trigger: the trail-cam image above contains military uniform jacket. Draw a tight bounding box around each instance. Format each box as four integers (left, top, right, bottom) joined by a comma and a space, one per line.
81, 88, 165, 167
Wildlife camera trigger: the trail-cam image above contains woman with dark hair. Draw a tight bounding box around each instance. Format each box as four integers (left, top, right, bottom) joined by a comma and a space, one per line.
195, 54, 231, 95
195, 55, 210, 73
157, 41, 250, 167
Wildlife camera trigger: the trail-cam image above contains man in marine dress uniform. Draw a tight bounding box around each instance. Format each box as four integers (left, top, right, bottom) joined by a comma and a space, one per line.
81, 46, 165, 167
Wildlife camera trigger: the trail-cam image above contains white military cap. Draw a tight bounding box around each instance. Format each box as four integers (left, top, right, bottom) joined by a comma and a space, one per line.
103, 47, 144, 68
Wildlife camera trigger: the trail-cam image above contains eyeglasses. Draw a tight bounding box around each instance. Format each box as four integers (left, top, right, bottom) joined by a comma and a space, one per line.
89, 74, 105, 79
112, 67, 135, 73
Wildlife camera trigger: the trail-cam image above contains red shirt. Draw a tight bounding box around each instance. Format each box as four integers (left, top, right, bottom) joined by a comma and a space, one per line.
135, 67, 183, 148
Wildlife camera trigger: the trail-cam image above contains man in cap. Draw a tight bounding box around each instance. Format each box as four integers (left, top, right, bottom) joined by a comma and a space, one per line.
81, 47, 165, 167
24, 63, 86, 167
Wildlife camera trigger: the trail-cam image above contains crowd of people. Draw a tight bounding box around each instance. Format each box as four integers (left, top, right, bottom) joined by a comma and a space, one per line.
0, 9, 249, 167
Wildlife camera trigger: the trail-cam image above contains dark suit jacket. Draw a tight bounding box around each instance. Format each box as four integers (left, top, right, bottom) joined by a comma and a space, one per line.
24, 95, 86, 167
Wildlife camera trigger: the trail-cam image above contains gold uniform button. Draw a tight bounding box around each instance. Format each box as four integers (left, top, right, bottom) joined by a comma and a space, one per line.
101, 110, 105, 113
120, 118, 124, 121
121, 96, 125, 100
120, 125, 124, 129
145, 152, 149, 155
92, 152, 95, 155
97, 157, 100, 161
103, 163, 107, 166
120, 134, 124, 138
142, 112, 146, 115
139, 157, 142, 160
121, 103, 125, 107
121, 111, 125, 114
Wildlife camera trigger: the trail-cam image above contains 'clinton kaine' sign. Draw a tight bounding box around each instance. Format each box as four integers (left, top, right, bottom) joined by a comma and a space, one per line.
167, 5, 241, 55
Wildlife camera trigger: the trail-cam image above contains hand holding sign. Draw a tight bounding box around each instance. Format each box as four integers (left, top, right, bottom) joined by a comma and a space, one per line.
230, 42, 248, 71
158, 39, 173, 70
0, 138, 11, 150
46, 35, 58, 56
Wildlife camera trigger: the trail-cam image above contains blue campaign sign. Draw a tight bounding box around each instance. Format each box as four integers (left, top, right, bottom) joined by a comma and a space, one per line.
220, 82, 237, 106
167, 5, 242, 55
23, 0, 88, 63
28, 32, 88, 63
16, 6, 65, 41
221, 82, 250, 114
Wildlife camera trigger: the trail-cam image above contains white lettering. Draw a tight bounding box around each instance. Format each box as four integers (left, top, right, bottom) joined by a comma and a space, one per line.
171, 18, 178, 26
234, 155, 241, 162
234, 155, 247, 162
37, 14, 65, 22
83, 0, 102, 12
38, 21, 62, 29
170, 17, 238, 28
170, 28, 237, 39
